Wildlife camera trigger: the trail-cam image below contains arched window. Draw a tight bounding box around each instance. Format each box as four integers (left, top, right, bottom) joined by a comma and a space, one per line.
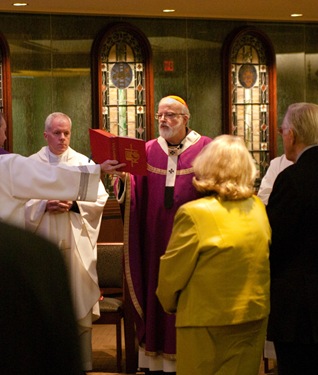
91, 22, 154, 141
0, 32, 12, 152
222, 26, 277, 190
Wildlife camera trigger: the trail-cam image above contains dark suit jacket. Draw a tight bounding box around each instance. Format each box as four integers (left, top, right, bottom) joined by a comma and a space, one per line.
0, 221, 82, 375
266, 146, 318, 343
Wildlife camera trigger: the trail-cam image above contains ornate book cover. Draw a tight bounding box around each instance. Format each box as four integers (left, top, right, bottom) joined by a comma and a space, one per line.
89, 128, 147, 175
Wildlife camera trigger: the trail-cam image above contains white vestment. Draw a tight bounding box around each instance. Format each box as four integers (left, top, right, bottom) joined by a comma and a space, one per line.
257, 154, 293, 205
24, 146, 108, 322
0, 153, 101, 228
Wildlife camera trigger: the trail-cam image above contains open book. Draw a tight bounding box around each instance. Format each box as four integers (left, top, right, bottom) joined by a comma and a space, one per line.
89, 128, 147, 175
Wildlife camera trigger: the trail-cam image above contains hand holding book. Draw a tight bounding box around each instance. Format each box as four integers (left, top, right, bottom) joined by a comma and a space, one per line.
100, 159, 127, 179
89, 129, 147, 175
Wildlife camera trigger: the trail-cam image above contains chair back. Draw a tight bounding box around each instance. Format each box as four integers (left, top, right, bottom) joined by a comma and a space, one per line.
97, 243, 123, 292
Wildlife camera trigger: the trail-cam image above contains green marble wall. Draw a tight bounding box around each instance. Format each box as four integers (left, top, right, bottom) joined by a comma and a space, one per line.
1, 13, 318, 157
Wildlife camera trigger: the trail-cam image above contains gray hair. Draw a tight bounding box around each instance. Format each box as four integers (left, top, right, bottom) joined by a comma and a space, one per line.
44, 112, 72, 131
284, 103, 318, 145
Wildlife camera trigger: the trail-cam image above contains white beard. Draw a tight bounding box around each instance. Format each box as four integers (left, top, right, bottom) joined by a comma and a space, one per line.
159, 121, 185, 143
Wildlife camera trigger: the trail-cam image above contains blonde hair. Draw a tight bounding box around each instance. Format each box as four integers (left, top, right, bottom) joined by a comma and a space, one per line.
192, 134, 256, 200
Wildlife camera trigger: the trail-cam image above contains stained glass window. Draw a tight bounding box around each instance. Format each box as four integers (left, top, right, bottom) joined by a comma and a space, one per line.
232, 38, 269, 183
100, 30, 147, 140
223, 28, 277, 191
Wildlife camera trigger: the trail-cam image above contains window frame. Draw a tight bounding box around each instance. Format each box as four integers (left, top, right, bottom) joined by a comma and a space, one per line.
222, 26, 277, 188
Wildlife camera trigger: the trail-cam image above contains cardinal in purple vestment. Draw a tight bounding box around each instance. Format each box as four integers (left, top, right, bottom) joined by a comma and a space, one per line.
104, 96, 212, 374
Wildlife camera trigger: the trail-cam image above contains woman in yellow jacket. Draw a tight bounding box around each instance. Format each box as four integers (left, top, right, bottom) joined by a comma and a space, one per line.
157, 135, 271, 375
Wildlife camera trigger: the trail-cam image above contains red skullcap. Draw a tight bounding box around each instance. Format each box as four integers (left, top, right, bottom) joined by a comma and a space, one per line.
166, 95, 188, 108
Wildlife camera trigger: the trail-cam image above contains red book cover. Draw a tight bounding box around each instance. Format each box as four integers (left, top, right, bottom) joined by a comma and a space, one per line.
89, 128, 147, 175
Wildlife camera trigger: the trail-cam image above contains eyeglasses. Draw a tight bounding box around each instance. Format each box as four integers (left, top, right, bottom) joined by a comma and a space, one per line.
155, 112, 184, 120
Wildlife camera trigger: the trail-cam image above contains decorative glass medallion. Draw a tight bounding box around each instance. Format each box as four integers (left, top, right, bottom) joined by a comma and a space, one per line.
110, 62, 133, 89
238, 64, 257, 88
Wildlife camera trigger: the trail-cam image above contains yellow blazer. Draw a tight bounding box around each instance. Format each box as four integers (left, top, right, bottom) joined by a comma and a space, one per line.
156, 195, 271, 327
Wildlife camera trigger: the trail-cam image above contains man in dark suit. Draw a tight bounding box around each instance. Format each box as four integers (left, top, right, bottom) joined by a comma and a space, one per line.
0, 221, 83, 375
266, 102, 318, 375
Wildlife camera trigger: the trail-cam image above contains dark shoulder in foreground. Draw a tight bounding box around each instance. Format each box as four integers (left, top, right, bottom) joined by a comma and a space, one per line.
0, 221, 83, 375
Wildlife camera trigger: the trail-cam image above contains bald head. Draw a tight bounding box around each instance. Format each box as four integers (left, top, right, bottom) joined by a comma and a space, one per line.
159, 96, 190, 118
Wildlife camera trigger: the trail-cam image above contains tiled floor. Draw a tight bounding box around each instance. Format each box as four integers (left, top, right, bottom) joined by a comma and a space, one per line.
90, 324, 277, 374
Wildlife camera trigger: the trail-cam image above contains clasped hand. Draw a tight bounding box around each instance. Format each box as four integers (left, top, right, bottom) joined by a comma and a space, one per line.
46, 200, 73, 214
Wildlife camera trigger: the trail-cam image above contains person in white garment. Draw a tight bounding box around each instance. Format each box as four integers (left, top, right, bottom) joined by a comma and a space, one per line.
0, 116, 123, 225
0, 153, 105, 226
24, 112, 108, 372
257, 154, 293, 205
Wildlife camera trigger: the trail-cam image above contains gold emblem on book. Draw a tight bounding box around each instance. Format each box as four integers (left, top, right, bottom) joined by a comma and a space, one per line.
125, 144, 140, 167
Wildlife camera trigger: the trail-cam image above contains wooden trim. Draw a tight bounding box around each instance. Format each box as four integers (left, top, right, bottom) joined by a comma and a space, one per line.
97, 242, 124, 246
0, 32, 12, 152
102, 198, 122, 218
98, 199, 124, 243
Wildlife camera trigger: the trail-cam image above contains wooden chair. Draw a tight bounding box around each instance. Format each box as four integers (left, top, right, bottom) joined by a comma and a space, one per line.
94, 242, 124, 373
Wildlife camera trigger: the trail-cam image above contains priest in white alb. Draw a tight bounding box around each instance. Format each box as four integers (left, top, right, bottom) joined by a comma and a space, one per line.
24, 113, 108, 372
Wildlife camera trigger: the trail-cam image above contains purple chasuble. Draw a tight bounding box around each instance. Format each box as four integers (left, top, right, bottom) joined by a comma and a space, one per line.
120, 131, 212, 359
